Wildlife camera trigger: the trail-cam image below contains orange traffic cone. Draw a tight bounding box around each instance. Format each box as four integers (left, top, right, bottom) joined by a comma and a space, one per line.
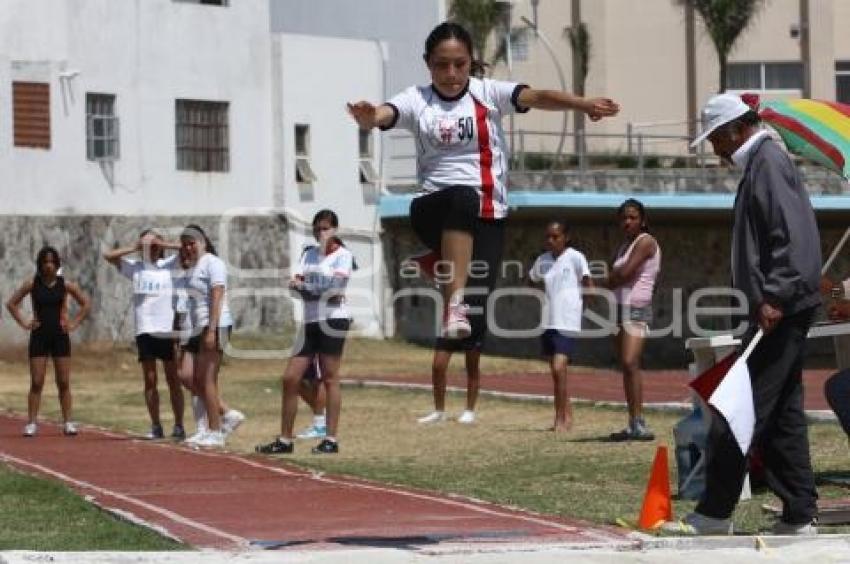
638, 445, 673, 530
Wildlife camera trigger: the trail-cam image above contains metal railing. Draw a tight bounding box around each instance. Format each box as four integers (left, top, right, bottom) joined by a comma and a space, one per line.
382, 128, 850, 196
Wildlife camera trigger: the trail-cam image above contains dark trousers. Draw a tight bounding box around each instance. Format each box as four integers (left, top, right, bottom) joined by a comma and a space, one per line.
435, 218, 505, 351
696, 308, 818, 525
825, 368, 850, 436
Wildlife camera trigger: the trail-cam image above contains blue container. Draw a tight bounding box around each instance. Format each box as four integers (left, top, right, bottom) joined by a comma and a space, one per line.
673, 405, 708, 500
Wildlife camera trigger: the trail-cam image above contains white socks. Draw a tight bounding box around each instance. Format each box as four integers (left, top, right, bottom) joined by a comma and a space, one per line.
192, 395, 208, 433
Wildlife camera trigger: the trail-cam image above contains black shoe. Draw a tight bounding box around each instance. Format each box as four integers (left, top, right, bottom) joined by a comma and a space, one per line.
145, 424, 165, 440
610, 419, 655, 442
171, 424, 186, 440
255, 438, 293, 454
311, 439, 338, 454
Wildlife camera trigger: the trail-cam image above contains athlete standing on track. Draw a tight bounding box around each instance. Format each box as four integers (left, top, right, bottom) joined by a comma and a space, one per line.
178, 225, 244, 448
6, 246, 90, 437
256, 209, 355, 455
104, 229, 186, 440
348, 21, 619, 342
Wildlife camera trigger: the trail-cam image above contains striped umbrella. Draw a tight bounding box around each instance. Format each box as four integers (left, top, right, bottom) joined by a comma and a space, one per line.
757, 98, 850, 179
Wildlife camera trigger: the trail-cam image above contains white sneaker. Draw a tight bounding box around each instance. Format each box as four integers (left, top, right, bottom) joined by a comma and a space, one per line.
442, 303, 471, 339
660, 512, 733, 535
772, 520, 817, 535
185, 428, 208, 445
193, 430, 225, 448
63, 422, 79, 436
221, 409, 245, 435
417, 411, 447, 424
457, 410, 476, 424
22, 423, 37, 437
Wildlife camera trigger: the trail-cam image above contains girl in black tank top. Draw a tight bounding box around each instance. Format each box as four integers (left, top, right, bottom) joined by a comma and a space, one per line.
31, 275, 66, 335
5, 246, 90, 437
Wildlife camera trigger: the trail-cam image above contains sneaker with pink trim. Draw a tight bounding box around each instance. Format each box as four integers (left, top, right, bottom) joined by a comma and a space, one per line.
442, 303, 471, 339
404, 251, 440, 281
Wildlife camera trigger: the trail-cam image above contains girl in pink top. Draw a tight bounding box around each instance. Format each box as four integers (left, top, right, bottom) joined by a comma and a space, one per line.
604, 199, 661, 441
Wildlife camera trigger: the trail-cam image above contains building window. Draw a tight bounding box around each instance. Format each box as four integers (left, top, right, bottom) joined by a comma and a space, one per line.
86, 93, 119, 161
358, 130, 378, 184
295, 124, 316, 184
13, 81, 50, 149
836, 62, 850, 105
726, 62, 803, 91
175, 99, 229, 172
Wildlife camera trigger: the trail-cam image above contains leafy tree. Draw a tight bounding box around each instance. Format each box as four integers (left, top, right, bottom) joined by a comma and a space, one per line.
683, 0, 766, 92
448, 0, 507, 70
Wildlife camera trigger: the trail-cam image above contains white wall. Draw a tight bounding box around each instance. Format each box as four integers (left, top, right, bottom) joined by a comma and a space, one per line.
270, 0, 445, 187
275, 33, 386, 335
0, 0, 273, 215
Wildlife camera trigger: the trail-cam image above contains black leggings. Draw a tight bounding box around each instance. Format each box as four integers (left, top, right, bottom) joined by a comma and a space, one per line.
435, 218, 505, 351
410, 186, 479, 252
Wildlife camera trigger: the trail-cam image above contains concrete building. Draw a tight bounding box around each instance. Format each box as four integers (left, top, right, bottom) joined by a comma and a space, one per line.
270, 0, 446, 187
0, 0, 386, 343
486, 0, 850, 156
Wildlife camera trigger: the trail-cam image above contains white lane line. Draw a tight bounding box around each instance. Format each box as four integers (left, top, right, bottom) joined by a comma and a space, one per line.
0, 451, 248, 547
1, 415, 622, 544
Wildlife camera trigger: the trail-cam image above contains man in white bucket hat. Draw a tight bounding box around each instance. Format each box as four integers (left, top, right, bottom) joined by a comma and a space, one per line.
690, 93, 752, 149
665, 93, 822, 536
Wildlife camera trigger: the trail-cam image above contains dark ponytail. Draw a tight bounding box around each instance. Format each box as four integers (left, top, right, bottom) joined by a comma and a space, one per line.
424, 21, 487, 78
182, 224, 217, 256
35, 245, 61, 278
617, 198, 650, 233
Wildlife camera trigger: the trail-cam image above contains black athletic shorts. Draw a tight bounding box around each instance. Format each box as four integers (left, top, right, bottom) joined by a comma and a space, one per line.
28, 329, 70, 358
136, 333, 176, 362
410, 186, 479, 251
182, 326, 232, 354
294, 318, 350, 357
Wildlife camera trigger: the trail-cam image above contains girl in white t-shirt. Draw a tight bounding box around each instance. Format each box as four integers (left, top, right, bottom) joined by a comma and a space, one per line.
104, 230, 186, 440
348, 22, 618, 340
177, 224, 243, 448
256, 209, 353, 455
528, 221, 592, 432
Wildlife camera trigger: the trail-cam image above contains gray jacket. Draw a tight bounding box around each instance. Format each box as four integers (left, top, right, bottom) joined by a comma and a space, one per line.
731, 136, 821, 317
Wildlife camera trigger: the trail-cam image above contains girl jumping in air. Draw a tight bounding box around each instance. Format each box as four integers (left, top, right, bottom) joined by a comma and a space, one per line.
348, 21, 618, 342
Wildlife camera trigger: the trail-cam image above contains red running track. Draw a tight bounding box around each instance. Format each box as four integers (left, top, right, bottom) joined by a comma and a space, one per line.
0, 414, 630, 551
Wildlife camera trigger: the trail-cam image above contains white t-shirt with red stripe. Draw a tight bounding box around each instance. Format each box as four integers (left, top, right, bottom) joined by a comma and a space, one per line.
384, 78, 529, 219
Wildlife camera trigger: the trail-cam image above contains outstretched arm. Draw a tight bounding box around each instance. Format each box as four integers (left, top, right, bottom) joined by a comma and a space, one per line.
347, 101, 396, 130
516, 89, 619, 121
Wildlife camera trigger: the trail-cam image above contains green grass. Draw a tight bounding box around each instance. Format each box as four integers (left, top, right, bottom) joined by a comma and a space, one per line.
244, 387, 850, 535
0, 338, 848, 548
0, 464, 185, 550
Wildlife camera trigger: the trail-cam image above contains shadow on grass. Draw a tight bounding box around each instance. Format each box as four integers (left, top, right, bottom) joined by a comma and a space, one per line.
567, 435, 628, 443
816, 471, 850, 488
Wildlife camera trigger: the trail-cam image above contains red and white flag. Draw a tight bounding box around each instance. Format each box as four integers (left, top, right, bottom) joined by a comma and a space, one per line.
689, 330, 764, 454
